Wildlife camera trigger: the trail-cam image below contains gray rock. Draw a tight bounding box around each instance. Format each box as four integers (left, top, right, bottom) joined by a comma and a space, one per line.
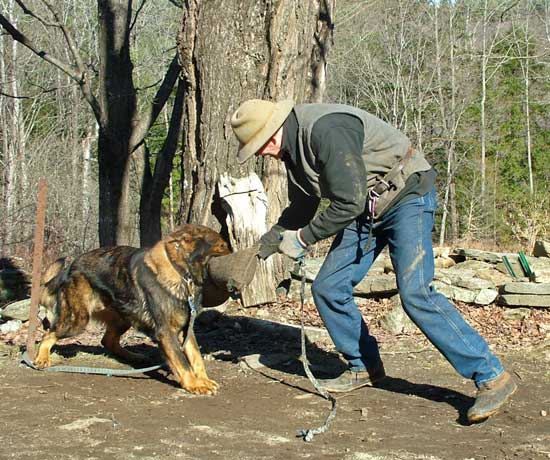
533, 270, 550, 283
291, 256, 390, 280
0, 319, 23, 334
533, 241, 550, 258
0, 288, 16, 302
433, 246, 453, 258
286, 279, 314, 303
453, 248, 515, 264
437, 265, 505, 288
475, 268, 514, 286
292, 258, 324, 282
449, 260, 495, 271
474, 289, 499, 305
495, 261, 527, 279
501, 282, 550, 295
354, 274, 398, 296
455, 276, 495, 291
1, 298, 31, 321
503, 308, 531, 321
433, 272, 452, 285
434, 257, 456, 269
498, 294, 550, 307
379, 295, 418, 334
432, 281, 477, 303
528, 256, 550, 271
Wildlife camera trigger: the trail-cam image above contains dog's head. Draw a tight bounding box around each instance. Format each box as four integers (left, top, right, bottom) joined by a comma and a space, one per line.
164, 224, 230, 283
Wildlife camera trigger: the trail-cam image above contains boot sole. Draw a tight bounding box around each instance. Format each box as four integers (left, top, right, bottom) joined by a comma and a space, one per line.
467, 383, 518, 423
322, 376, 386, 393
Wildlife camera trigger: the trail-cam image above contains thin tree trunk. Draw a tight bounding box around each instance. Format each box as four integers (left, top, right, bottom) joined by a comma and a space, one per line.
3, 0, 22, 247
519, 8, 534, 195
139, 79, 186, 247
480, 0, 488, 208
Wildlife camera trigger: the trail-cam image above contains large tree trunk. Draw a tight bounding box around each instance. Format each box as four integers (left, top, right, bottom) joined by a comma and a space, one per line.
97, 0, 137, 246
177, 0, 334, 304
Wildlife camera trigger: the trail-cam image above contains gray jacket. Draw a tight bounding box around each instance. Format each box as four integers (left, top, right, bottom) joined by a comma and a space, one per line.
278, 104, 433, 244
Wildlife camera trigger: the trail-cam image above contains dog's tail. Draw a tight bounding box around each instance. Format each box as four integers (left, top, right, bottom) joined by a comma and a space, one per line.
39, 258, 69, 312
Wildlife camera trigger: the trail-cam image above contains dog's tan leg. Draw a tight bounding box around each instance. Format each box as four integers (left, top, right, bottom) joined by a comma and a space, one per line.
157, 330, 217, 395
34, 278, 90, 368
34, 331, 58, 368
182, 331, 219, 392
95, 309, 148, 363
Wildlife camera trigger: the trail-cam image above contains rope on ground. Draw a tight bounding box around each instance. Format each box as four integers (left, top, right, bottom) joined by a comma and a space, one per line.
20, 350, 165, 376
296, 259, 337, 442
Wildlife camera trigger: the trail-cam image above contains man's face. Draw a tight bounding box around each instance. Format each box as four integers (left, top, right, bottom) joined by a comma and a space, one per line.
255, 127, 284, 160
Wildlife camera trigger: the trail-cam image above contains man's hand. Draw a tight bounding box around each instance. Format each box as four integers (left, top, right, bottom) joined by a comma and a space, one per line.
278, 230, 307, 260
258, 225, 285, 260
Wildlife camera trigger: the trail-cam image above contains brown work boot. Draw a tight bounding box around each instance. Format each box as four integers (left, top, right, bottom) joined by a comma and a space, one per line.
467, 371, 517, 423
320, 363, 386, 393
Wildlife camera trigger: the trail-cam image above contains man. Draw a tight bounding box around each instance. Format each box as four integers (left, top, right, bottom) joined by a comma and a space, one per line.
230, 99, 516, 423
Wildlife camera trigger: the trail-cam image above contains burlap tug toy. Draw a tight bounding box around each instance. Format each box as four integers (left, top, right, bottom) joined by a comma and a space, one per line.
203, 246, 259, 306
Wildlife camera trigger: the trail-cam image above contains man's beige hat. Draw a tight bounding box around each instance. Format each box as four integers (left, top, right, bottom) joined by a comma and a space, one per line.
231, 99, 294, 163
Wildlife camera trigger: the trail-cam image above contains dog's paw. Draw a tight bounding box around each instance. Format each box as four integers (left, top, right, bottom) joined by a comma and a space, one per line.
186, 377, 219, 396
33, 356, 51, 369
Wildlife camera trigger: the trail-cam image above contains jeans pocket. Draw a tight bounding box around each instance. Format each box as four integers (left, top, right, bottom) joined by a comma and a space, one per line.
424, 187, 437, 213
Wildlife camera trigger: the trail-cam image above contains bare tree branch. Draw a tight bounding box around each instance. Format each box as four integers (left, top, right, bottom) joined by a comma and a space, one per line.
165, 0, 183, 8
130, 0, 148, 33
40, 1, 87, 77
14, 0, 58, 27
0, 85, 58, 98
130, 53, 181, 151
0, 11, 102, 122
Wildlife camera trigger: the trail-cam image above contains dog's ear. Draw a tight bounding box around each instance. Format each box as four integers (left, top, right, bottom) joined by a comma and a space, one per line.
169, 232, 194, 255
188, 238, 212, 264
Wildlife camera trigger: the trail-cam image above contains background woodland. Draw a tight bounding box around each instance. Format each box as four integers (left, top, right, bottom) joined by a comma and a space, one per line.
1, 0, 549, 264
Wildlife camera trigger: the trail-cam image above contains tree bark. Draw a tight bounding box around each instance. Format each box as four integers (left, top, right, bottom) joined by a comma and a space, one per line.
139, 79, 186, 247
177, 0, 334, 304
97, 0, 136, 246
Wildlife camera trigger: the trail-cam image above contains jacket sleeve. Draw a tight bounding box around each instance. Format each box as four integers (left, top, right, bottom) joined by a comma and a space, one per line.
276, 179, 321, 231
300, 115, 367, 245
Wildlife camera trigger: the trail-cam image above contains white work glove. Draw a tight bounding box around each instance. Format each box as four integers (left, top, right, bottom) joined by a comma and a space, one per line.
278, 230, 307, 260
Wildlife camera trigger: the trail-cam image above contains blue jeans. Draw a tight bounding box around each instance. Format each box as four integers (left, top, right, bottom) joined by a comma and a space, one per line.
311, 188, 504, 387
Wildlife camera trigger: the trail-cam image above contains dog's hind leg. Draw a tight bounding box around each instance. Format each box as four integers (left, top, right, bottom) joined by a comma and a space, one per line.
157, 328, 217, 395
95, 309, 148, 364
182, 330, 219, 393
34, 276, 91, 368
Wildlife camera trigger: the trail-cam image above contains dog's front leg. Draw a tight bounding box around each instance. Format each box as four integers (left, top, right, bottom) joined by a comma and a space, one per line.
182, 330, 219, 393
157, 329, 217, 395
34, 331, 58, 368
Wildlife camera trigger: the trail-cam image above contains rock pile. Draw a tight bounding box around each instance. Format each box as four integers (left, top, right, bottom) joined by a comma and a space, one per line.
289, 240, 550, 309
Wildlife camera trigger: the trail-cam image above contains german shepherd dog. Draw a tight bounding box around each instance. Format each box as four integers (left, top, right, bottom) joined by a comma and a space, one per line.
36, 224, 230, 395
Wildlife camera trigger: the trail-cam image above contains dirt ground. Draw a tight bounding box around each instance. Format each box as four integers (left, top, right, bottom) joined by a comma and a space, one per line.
0, 305, 549, 460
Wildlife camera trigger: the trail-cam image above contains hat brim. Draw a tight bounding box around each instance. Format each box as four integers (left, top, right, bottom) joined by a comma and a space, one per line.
236, 99, 294, 164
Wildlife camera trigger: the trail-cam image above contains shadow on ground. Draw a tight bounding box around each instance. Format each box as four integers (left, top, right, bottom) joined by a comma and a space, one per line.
25, 309, 475, 424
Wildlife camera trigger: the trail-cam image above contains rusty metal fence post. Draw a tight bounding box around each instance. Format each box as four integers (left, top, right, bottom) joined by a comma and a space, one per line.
25, 179, 48, 360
